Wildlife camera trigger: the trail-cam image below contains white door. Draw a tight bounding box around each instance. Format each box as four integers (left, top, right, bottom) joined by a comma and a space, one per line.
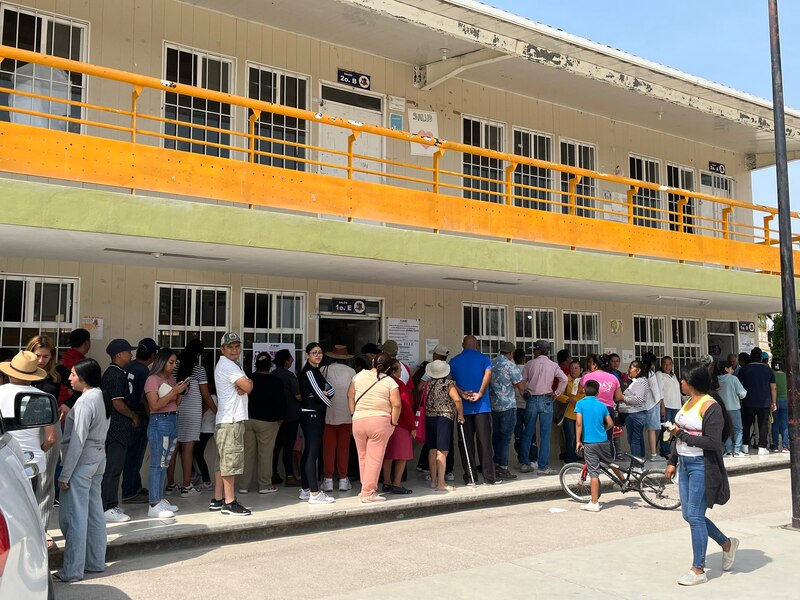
318, 97, 383, 185
699, 172, 732, 238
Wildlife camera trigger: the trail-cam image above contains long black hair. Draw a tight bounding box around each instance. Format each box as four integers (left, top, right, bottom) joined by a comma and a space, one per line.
681, 361, 732, 441
73, 358, 110, 419
177, 338, 204, 383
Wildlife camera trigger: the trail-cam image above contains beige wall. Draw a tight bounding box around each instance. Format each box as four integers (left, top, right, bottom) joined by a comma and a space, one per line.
0, 255, 755, 365
9, 0, 753, 210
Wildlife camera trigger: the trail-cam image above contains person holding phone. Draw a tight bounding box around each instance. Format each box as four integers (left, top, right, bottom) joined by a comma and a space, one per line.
144, 348, 189, 518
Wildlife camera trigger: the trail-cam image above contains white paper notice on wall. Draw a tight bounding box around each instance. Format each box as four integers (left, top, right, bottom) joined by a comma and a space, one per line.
252, 342, 296, 372
408, 109, 439, 157
81, 317, 104, 340
622, 350, 635, 363
388, 318, 420, 368
425, 339, 440, 361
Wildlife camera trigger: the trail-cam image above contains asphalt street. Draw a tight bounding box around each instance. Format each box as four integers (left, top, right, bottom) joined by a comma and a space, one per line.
53, 469, 798, 599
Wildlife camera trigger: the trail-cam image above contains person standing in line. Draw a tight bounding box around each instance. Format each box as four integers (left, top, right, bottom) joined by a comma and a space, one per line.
55, 358, 111, 583
271, 349, 303, 487
381, 339, 412, 385
321, 345, 356, 493
656, 356, 682, 458
348, 352, 400, 502
194, 381, 217, 490
298, 342, 336, 504
617, 360, 650, 459
169, 339, 213, 496
121, 338, 159, 505
579, 354, 623, 459
717, 362, 746, 456
727, 354, 739, 376
608, 353, 628, 385
665, 362, 737, 586
770, 360, 789, 453
734, 353, 749, 376
144, 348, 188, 518
449, 336, 498, 484
416, 344, 455, 482
556, 360, 584, 464
640, 352, 665, 462
423, 360, 464, 492
489, 341, 525, 480
239, 352, 285, 495
26, 335, 61, 549
736, 347, 776, 455
512, 348, 535, 465
381, 358, 416, 494
56, 328, 92, 417
100, 338, 138, 524
519, 340, 568, 476
211, 333, 252, 516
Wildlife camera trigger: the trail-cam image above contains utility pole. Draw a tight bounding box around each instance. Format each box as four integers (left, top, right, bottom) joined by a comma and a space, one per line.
767, 0, 800, 530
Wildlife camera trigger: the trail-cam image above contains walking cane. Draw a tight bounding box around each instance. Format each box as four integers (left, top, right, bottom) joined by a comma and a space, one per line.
458, 421, 476, 485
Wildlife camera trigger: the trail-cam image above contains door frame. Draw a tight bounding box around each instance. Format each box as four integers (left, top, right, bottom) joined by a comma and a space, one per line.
315, 293, 385, 342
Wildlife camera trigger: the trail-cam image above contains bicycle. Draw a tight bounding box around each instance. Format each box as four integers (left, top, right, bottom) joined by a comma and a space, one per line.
558, 452, 681, 510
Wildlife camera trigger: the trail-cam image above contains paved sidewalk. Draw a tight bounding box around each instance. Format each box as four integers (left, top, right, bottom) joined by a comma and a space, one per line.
48, 451, 790, 564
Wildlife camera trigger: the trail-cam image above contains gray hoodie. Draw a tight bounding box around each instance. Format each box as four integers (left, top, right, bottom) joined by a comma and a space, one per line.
59, 387, 109, 483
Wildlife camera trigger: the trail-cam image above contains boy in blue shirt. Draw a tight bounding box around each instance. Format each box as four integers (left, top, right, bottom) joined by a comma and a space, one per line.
575, 380, 624, 512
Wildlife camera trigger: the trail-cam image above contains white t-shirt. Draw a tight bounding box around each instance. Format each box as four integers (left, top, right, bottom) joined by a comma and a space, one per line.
200, 394, 218, 434
214, 356, 249, 424
0, 384, 47, 473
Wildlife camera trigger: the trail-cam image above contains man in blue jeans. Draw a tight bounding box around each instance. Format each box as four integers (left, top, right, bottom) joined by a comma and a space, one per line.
520, 340, 567, 475
490, 341, 526, 480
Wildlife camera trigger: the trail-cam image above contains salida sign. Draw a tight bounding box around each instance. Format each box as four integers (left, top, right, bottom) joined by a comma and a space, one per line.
408, 109, 439, 157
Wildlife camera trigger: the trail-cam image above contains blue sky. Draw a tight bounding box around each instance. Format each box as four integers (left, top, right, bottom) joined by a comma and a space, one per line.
481, 0, 800, 212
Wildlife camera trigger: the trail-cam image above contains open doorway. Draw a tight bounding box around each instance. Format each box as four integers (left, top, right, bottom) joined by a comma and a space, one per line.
707, 320, 737, 364
316, 296, 383, 355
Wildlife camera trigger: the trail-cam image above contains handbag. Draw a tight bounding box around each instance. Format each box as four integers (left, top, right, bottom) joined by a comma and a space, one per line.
553, 399, 567, 427
414, 383, 428, 444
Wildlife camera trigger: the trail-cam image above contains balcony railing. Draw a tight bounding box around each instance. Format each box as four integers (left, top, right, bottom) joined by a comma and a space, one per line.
0, 45, 797, 274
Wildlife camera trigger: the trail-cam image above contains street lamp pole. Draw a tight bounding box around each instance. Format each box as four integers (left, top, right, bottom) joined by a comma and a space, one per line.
767, 0, 800, 529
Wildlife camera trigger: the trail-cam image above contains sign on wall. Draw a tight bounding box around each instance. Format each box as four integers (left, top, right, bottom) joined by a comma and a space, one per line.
337, 68, 371, 90
252, 342, 296, 372
328, 298, 367, 314
708, 161, 726, 175
408, 109, 439, 157
388, 318, 420, 368
738, 321, 757, 354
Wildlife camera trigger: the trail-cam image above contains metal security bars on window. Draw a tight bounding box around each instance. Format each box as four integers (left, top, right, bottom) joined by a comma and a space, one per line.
515, 307, 556, 361
463, 302, 507, 358
562, 310, 600, 367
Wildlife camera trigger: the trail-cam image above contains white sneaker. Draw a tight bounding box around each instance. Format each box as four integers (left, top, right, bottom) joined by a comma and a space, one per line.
158, 498, 179, 513
238, 487, 249, 494
148, 503, 174, 518
722, 537, 739, 571
445, 472, 455, 482
258, 486, 279, 494
104, 507, 131, 523
741, 445, 749, 454
321, 478, 334, 492
299, 488, 310, 501
677, 570, 707, 586
758, 447, 770, 456
581, 501, 601, 512
308, 491, 335, 504
338, 478, 352, 491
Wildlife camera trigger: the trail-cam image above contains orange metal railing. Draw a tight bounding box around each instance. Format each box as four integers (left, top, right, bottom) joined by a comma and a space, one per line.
0, 45, 798, 273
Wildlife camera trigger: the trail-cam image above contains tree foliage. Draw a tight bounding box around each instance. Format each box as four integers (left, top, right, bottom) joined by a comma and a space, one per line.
769, 313, 800, 362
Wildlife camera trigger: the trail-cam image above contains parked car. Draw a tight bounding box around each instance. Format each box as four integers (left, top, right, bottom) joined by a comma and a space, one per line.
0, 390, 58, 600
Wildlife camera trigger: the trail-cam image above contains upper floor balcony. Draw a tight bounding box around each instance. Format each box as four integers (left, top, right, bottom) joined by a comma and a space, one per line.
0, 44, 798, 277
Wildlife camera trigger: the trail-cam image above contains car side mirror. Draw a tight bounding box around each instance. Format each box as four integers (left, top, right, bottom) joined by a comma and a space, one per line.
3, 392, 58, 431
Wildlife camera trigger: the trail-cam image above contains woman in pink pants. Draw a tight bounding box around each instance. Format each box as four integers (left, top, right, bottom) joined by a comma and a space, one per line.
348, 352, 401, 502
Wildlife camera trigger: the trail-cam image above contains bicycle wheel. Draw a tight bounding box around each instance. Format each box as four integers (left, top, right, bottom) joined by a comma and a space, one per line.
559, 462, 591, 503
638, 469, 681, 510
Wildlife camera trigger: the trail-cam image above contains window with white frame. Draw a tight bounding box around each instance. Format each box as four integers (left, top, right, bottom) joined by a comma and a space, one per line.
560, 139, 596, 217
630, 154, 662, 228
463, 302, 507, 357
463, 115, 505, 203
247, 63, 308, 170
241, 289, 306, 372
633, 314, 667, 360
562, 310, 600, 366
0, 4, 88, 132
156, 283, 229, 371
0, 274, 77, 356
671, 317, 702, 378
666, 164, 696, 233
164, 43, 234, 158
513, 128, 552, 211
514, 307, 556, 360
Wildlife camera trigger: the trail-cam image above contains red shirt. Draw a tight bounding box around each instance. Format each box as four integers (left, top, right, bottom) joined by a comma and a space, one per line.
57, 348, 85, 406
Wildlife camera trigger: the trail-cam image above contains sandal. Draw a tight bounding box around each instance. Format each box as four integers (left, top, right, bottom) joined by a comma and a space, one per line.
391, 485, 413, 494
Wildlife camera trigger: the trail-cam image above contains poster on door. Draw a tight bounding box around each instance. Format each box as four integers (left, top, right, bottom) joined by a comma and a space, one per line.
252, 342, 296, 372
387, 318, 420, 368
408, 109, 439, 157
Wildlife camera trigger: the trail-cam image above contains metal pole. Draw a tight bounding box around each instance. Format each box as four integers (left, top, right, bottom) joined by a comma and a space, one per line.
768, 0, 800, 529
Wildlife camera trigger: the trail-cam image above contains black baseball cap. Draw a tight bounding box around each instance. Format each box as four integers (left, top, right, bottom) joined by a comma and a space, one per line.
106, 338, 136, 357
137, 338, 159, 355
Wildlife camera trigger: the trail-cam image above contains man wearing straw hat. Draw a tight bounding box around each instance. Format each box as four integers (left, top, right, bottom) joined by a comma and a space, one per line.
321, 345, 356, 492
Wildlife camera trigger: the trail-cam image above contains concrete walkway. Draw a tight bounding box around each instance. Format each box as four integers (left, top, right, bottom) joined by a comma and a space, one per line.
48, 451, 790, 564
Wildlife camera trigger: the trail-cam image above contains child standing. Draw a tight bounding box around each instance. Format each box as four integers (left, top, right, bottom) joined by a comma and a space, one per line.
575, 380, 623, 512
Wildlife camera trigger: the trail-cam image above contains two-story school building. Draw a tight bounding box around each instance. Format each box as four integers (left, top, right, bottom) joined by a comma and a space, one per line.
1, 0, 799, 374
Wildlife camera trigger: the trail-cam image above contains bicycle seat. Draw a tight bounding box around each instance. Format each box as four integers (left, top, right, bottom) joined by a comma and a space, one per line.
624, 453, 647, 467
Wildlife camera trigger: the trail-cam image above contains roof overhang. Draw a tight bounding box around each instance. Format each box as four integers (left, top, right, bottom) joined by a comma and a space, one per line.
181, 0, 800, 160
